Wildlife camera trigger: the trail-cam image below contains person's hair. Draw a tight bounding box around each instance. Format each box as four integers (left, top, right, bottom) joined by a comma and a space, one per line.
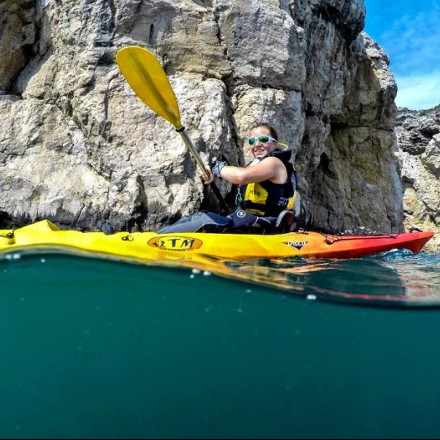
250, 122, 279, 141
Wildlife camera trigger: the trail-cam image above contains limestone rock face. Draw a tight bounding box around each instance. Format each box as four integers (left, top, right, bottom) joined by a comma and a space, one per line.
0, 0, 405, 235
396, 106, 440, 251
0, 0, 35, 93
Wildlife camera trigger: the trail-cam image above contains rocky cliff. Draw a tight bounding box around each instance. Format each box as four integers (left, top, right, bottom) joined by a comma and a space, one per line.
0, 0, 411, 237
396, 105, 440, 250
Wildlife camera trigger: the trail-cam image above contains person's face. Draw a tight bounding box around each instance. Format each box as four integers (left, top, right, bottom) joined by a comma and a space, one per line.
248, 126, 277, 159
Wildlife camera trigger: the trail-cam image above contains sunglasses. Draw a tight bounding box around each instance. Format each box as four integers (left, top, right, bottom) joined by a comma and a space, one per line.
248, 135, 277, 146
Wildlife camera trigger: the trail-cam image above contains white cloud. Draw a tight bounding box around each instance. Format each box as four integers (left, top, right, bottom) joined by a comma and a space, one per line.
395, 72, 440, 110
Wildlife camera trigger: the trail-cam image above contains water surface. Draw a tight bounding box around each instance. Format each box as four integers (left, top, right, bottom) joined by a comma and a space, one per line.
1, 250, 440, 439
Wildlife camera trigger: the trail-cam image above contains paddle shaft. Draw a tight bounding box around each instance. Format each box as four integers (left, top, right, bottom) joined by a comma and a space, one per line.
178, 129, 206, 173
178, 128, 229, 213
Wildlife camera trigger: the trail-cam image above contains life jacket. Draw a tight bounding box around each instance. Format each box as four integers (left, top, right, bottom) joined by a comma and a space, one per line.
238, 149, 298, 217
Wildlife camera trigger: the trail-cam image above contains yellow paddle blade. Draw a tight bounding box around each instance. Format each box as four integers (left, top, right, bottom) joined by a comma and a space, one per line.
116, 46, 183, 130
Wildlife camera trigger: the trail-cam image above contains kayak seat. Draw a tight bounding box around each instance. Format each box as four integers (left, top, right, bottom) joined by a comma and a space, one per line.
224, 209, 297, 234
275, 210, 297, 232
250, 210, 297, 234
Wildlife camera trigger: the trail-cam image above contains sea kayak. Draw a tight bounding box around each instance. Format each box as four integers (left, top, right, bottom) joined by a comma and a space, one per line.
0, 220, 434, 262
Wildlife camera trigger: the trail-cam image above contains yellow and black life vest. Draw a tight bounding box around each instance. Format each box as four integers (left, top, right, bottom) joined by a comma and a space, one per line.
239, 150, 298, 217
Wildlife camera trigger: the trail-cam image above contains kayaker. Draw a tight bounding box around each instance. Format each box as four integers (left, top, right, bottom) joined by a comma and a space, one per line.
158, 123, 301, 233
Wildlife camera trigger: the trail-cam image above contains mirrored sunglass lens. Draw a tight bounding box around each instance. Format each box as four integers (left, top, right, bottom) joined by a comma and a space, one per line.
249, 136, 272, 145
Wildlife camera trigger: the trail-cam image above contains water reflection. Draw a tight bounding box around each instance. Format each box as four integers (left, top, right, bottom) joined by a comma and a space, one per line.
209, 251, 440, 307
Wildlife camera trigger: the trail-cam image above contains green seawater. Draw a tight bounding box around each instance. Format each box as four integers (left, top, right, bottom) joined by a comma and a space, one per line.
1, 251, 440, 439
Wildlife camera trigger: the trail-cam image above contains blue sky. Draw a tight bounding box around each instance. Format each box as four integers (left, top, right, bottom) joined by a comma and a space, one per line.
364, 0, 440, 110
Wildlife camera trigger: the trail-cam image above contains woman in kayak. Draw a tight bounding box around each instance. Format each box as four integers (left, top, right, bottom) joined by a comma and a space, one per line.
158, 123, 301, 233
